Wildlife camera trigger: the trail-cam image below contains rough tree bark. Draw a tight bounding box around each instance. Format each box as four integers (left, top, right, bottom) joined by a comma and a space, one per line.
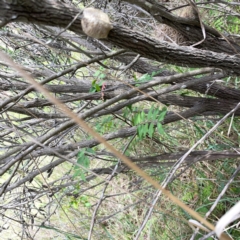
1, 0, 240, 74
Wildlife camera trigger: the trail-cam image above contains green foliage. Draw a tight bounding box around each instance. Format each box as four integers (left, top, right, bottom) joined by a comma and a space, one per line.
94, 66, 106, 80
123, 105, 133, 119
131, 106, 167, 140
90, 79, 102, 93
138, 73, 153, 82
226, 15, 240, 34
89, 65, 108, 92
213, 16, 224, 31
182, 191, 194, 203
70, 195, 91, 208
95, 115, 115, 134
134, 71, 163, 85
193, 123, 205, 137
74, 148, 93, 181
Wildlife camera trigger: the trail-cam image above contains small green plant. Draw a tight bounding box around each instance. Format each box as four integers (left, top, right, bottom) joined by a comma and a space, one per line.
74, 148, 94, 181
132, 106, 167, 140
69, 195, 91, 209
90, 79, 102, 93
90, 66, 107, 92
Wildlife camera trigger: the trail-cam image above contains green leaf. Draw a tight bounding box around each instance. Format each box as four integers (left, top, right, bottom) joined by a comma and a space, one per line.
127, 105, 133, 112
151, 70, 162, 77
77, 149, 85, 160
143, 123, 149, 138
139, 73, 153, 82
85, 202, 91, 208
73, 168, 86, 181
77, 151, 90, 169
147, 107, 153, 120
157, 123, 164, 134
194, 124, 204, 136
137, 125, 144, 139
140, 111, 145, 121
132, 115, 138, 125
95, 84, 101, 92
86, 147, 95, 154
74, 149, 91, 181
148, 123, 154, 138
137, 123, 149, 140
99, 73, 106, 79
158, 107, 167, 122
89, 86, 96, 93
94, 70, 101, 77
90, 80, 101, 93
136, 113, 142, 125
152, 108, 159, 120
